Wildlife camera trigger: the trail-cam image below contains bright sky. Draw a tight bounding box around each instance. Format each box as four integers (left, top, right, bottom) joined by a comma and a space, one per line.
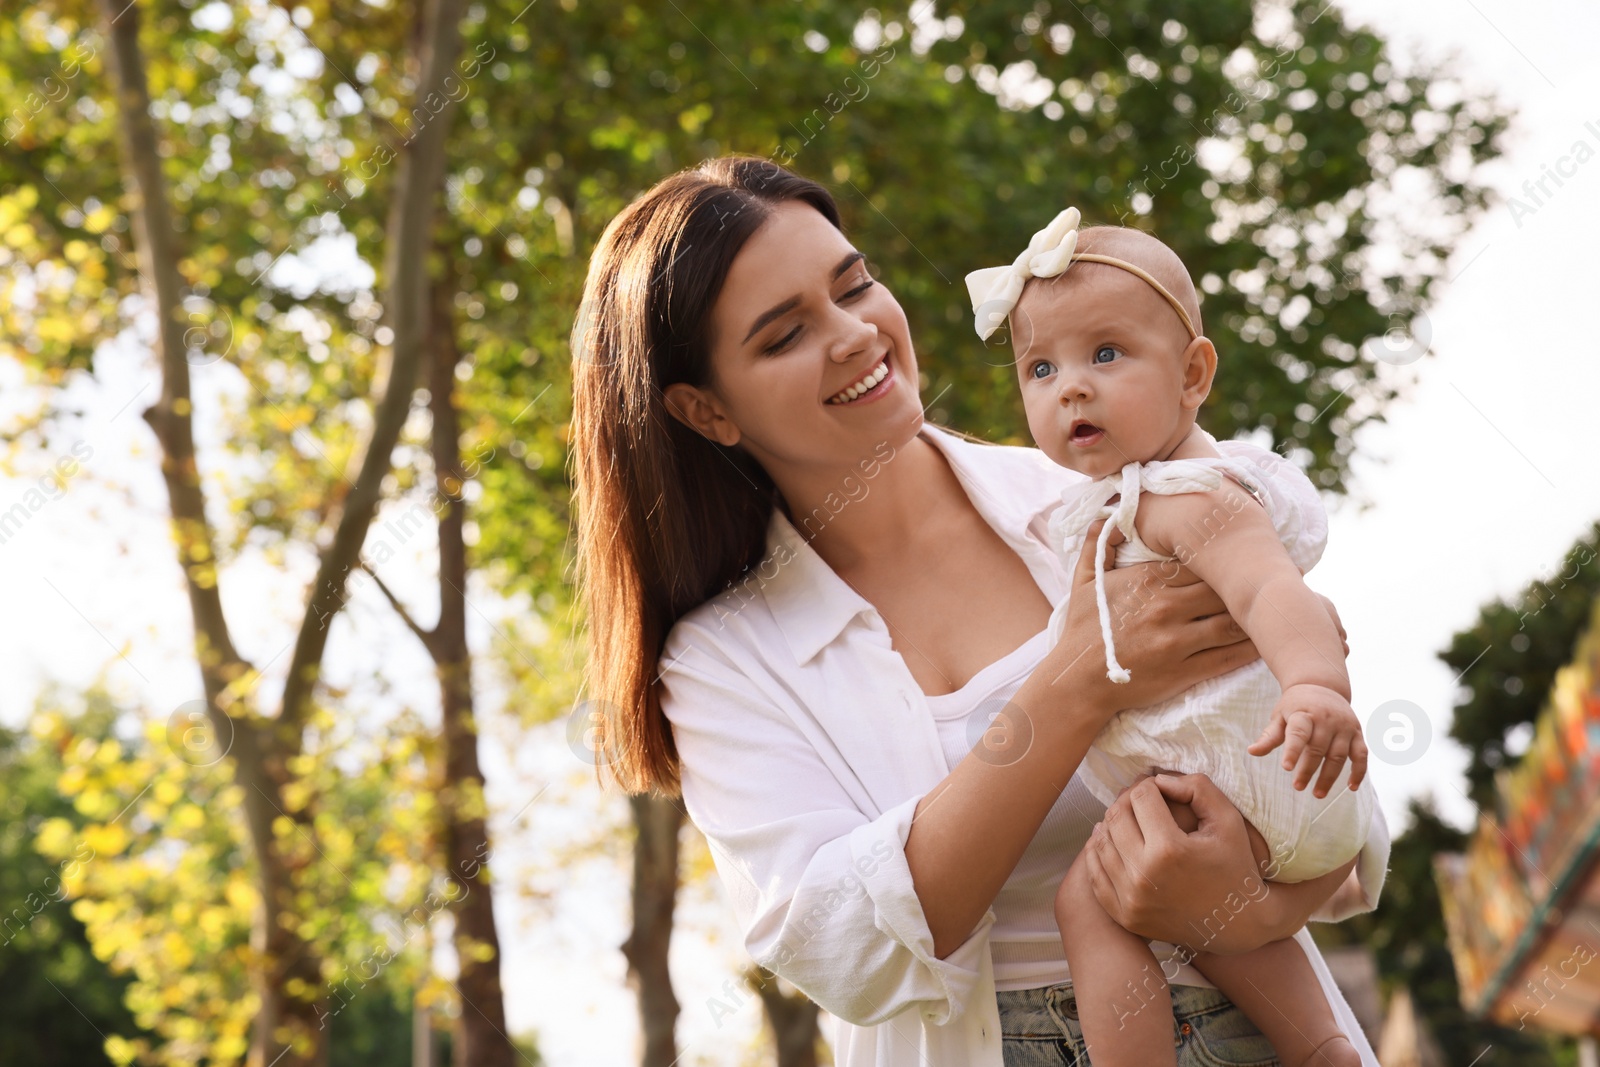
4, 1, 1598, 1064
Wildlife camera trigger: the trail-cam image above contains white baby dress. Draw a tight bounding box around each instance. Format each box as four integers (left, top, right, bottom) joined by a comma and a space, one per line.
1045, 434, 1382, 890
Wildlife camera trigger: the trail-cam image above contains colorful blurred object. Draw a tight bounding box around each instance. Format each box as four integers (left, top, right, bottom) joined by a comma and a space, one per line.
1439, 596, 1600, 1033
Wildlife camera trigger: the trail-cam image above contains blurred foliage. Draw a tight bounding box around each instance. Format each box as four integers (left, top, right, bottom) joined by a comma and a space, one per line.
33, 692, 455, 1066
0, 689, 149, 1065
325, 984, 550, 1067
1441, 520, 1600, 809
2, 0, 1511, 601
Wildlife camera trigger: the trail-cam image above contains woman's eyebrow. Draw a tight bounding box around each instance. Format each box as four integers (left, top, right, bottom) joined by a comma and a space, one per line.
831, 250, 866, 278
741, 251, 867, 344
742, 297, 801, 344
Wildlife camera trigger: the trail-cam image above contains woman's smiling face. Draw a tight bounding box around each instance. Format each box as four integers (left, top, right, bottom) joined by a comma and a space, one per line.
667, 200, 925, 476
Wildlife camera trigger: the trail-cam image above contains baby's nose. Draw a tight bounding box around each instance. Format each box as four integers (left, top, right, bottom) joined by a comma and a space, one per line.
1057, 376, 1089, 402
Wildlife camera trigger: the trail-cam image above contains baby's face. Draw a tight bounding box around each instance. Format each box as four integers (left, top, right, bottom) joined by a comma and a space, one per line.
1012, 266, 1203, 479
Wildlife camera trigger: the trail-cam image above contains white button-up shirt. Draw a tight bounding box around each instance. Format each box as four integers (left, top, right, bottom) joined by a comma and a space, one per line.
658, 422, 1389, 1066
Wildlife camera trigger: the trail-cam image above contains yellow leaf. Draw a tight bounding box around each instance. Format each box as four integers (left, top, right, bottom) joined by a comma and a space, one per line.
83, 822, 130, 858
35, 816, 76, 858
84, 204, 116, 233
163, 929, 195, 969
225, 878, 259, 913
104, 1035, 139, 1066
57, 764, 88, 797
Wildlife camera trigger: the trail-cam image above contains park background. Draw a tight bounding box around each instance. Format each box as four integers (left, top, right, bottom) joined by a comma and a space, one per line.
3, 0, 1599, 1064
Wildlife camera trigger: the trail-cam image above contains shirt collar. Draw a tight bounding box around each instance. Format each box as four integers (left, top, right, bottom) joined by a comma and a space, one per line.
759, 422, 1073, 666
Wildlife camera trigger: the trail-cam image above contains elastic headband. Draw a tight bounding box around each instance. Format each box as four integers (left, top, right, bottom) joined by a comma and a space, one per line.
964, 207, 1198, 342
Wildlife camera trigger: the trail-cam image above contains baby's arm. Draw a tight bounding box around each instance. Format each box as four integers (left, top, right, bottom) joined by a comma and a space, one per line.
1135, 482, 1368, 796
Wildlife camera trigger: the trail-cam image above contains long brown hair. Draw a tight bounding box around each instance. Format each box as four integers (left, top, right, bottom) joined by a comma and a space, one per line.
570, 156, 842, 796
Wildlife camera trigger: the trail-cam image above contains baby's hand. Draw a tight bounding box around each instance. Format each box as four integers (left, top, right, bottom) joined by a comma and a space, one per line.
1246, 683, 1369, 798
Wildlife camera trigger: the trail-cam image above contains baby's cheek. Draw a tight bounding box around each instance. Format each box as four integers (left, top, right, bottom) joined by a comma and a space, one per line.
1021, 397, 1065, 453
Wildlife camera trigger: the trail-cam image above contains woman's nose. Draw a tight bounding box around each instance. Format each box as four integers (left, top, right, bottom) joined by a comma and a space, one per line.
828, 308, 878, 362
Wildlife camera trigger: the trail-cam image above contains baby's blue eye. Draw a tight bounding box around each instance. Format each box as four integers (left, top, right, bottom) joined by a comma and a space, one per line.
1029, 360, 1054, 379
1093, 345, 1120, 364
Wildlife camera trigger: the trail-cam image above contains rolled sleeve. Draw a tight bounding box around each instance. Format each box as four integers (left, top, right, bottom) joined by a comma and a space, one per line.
660, 635, 990, 1027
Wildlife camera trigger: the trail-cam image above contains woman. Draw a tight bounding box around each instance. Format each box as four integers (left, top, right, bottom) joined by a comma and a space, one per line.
570, 156, 1387, 1066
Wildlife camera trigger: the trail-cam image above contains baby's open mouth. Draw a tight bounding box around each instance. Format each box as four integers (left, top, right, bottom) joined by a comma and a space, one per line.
1069, 420, 1105, 446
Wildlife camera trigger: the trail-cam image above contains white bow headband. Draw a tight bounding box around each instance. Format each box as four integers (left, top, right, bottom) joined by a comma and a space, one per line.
963, 207, 1199, 342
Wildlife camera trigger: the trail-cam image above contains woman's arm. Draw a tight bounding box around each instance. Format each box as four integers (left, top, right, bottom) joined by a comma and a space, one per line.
1080, 772, 1357, 954
908, 520, 1261, 958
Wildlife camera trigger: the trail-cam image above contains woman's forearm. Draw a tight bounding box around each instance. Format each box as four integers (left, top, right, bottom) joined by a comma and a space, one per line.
1216, 854, 1358, 954
905, 670, 1104, 959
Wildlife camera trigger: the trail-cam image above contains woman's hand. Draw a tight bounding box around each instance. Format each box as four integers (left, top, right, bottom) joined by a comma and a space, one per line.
1078, 772, 1354, 954
1041, 518, 1259, 722
1041, 521, 1352, 724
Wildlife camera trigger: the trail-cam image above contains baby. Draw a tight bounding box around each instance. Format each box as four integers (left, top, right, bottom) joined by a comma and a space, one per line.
965, 208, 1384, 1067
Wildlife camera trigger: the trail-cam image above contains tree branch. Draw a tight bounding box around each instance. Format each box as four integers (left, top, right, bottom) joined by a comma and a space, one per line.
276, 0, 468, 742
357, 560, 438, 655
98, 0, 252, 707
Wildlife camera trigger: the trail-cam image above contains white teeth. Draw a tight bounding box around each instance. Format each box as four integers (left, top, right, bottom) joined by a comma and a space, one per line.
830, 358, 888, 404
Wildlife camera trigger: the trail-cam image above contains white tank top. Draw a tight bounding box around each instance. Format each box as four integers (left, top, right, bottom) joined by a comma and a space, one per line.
925, 628, 1217, 992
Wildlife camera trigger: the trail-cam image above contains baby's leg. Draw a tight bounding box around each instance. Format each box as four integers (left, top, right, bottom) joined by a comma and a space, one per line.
1056, 853, 1176, 1067
1190, 820, 1360, 1067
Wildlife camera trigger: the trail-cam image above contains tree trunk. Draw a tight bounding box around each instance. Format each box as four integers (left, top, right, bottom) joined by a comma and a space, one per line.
413, 994, 435, 1067
359, 273, 516, 1066
747, 966, 821, 1067
428, 279, 516, 1067
621, 795, 683, 1067
95, 2, 327, 1062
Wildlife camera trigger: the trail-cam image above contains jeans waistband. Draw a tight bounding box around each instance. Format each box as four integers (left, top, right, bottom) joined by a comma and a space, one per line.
997, 980, 1236, 1034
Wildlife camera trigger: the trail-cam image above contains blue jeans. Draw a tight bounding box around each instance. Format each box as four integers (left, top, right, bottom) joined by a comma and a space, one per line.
998, 982, 1281, 1066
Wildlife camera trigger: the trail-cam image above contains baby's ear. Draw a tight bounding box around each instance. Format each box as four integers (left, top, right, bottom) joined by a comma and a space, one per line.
1178, 336, 1217, 410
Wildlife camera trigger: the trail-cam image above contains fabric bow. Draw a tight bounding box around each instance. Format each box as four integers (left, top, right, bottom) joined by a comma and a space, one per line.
1053, 460, 1232, 683
964, 207, 1082, 341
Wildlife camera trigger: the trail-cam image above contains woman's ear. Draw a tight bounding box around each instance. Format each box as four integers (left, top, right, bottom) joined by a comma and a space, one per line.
662, 382, 742, 447
1178, 336, 1218, 411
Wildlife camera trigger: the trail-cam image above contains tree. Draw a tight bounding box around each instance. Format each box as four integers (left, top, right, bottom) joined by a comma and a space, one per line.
6, 0, 483, 1061
358, 270, 517, 1067
745, 966, 824, 1067
98, 0, 467, 1059
1441, 521, 1600, 809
